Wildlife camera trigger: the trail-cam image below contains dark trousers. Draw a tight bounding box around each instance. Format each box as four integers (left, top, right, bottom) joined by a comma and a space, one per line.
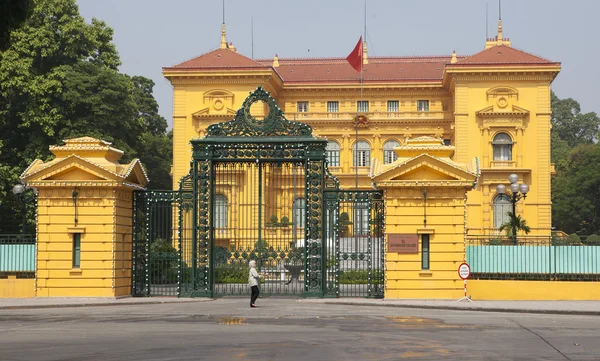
250, 285, 259, 305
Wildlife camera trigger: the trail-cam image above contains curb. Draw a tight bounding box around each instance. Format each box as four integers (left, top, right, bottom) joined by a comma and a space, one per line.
0, 299, 211, 311
313, 301, 600, 316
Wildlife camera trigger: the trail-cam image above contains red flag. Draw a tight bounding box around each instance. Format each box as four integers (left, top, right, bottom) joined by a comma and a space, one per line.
346, 36, 363, 72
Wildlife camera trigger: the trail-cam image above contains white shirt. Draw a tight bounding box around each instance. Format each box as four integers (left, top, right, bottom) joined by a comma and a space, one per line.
248, 267, 260, 287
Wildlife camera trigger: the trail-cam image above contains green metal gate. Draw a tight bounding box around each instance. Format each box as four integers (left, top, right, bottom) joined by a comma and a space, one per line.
132, 190, 180, 296
132, 87, 385, 298
324, 190, 385, 298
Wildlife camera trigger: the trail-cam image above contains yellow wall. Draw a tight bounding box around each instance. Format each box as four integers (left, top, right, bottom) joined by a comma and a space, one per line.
469, 280, 600, 300
0, 278, 35, 298
19, 137, 147, 298
384, 187, 468, 299
35, 187, 129, 297
448, 76, 556, 235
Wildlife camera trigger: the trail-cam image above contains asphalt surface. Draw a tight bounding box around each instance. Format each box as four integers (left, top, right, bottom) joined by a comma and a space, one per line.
0, 299, 598, 361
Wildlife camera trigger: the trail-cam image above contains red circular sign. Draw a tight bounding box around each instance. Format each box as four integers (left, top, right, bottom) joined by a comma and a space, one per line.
458, 263, 471, 280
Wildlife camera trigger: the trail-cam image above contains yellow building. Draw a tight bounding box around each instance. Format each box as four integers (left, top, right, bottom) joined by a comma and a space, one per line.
161, 21, 564, 299
164, 21, 559, 235
18, 137, 148, 297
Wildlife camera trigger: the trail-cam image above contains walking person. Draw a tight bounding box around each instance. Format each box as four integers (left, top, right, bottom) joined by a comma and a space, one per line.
248, 260, 263, 308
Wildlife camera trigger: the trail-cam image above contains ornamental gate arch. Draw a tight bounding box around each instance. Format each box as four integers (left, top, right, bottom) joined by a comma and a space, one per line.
133, 87, 384, 298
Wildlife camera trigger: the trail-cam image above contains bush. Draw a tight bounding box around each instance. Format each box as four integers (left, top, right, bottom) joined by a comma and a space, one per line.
584, 234, 600, 245
214, 264, 247, 283
150, 238, 178, 284
554, 233, 582, 246
280, 216, 291, 227
266, 215, 279, 227
339, 212, 352, 236
339, 270, 382, 285
488, 238, 504, 245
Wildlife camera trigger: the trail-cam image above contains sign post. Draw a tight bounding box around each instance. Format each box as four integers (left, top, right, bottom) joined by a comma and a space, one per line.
457, 262, 472, 302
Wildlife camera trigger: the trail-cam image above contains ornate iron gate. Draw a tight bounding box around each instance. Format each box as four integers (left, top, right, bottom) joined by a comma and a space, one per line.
132, 190, 180, 296
324, 190, 385, 298
132, 87, 385, 298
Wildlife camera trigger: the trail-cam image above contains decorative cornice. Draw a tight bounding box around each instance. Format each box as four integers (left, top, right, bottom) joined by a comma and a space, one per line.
450, 73, 558, 83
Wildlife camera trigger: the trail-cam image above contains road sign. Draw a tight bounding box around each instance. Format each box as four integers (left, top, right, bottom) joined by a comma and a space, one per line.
458, 262, 471, 280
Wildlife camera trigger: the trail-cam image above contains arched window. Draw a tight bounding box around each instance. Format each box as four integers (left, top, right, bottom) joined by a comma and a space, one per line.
292, 198, 306, 228
493, 194, 512, 228
326, 141, 340, 167
214, 195, 227, 229
353, 140, 370, 167
493, 133, 513, 161
383, 140, 400, 164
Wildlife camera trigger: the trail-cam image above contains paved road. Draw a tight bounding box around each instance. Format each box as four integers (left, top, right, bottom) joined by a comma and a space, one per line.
0, 299, 598, 361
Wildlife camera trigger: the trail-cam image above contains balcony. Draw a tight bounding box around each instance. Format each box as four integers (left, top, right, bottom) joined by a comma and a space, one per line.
490, 160, 516, 168
287, 111, 451, 122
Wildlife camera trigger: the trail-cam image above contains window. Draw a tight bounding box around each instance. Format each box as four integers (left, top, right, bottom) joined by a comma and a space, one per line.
443, 139, 452, 146
493, 132, 513, 161
383, 140, 400, 164
417, 100, 429, 112
292, 198, 306, 228
493, 194, 512, 228
421, 234, 430, 270
353, 140, 370, 167
354, 202, 370, 236
327, 101, 339, 113
326, 141, 340, 167
297, 101, 309, 113
387, 100, 399, 112
72, 233, 81, 268
357, 101, 369, 113
214, 194, 227, 229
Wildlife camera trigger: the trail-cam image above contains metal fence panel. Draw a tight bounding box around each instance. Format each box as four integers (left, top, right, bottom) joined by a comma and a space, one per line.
467, 237, 600, 281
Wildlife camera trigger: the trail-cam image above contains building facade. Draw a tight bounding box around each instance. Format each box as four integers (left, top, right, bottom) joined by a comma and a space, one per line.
160, 21, 562, 299
164, 21, 560, 238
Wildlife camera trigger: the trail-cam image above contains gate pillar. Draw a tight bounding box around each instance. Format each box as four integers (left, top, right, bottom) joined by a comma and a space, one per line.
21, 137, 148, 297
371, 136, 479, 299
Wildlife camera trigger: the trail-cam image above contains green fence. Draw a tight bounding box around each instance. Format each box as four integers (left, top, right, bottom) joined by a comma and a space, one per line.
0, 234, 36, 278
466, 236, 600, 281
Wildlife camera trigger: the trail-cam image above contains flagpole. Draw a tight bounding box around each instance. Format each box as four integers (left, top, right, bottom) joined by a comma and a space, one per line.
356, 0, 366, 191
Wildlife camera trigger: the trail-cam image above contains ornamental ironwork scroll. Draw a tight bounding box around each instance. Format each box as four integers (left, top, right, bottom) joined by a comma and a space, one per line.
205, 86, 312, 138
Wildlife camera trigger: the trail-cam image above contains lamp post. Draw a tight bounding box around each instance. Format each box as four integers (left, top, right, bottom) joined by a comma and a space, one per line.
496, 174, 529, 243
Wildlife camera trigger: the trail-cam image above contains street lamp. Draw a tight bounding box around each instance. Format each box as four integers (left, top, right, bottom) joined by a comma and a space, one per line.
496, 174, 530, 243
13, 183, 29, 237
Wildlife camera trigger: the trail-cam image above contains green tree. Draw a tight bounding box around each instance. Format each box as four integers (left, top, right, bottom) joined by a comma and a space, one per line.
552, 144, 600, 234
551, 91, 600, 148
498, 212, 531, 241
550, 92, 600, 235
0, 0, 172, 231
0, 0, 34, 49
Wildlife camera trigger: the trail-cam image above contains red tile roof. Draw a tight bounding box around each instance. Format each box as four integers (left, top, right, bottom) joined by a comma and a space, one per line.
164, 45, 559, 83
455, 45, 559, 66
256, 56, 456, 83
164, 48, 269, 70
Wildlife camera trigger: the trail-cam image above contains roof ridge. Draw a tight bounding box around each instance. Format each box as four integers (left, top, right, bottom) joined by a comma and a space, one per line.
166, 48, 269, 69
456, 44, 556, 64
256, 54, 462, 63
165, 47, 220, 68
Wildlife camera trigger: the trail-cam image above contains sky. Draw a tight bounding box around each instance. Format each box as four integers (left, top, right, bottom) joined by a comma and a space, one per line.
76, 0, 600, 129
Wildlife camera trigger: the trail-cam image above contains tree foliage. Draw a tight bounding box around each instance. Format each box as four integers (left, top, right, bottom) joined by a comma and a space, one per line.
551, 91, 600, 148
551, 92, 600, 235
552, 144, 600, 235
0, 0, 171, 232
498, 212, 531, 238
0, 0, 34, 50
